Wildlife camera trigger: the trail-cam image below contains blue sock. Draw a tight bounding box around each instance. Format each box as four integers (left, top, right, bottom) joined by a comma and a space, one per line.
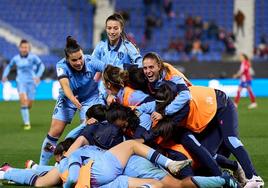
181, 133, 222, 176
215, 154, 238, 171
191, 176, 225, 188
147, 149, 171, 168
65, 122, 86, 139
21, 106, 30, 125
39, 134, 58, 165
4, 168, 38, 186
33, 165, 54, 176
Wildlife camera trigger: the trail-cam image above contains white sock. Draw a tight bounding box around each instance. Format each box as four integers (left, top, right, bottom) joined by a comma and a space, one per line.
165, 159, 173, 167
0, 171, 5, 179
32, 164, 38, 170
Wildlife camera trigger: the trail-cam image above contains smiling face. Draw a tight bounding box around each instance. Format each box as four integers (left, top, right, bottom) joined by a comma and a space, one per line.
19, 42, 30, 56
106, 20, 122, 45
143, 57, 161, 83
67, 49, 84, 71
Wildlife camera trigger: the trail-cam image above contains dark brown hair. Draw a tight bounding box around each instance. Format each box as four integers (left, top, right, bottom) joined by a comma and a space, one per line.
64, 36, 82, 58
103, 65, 129, 90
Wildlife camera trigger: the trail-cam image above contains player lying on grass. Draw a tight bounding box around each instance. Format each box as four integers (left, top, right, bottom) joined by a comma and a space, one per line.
0, 139, 191, 187
1, 139, 240, 188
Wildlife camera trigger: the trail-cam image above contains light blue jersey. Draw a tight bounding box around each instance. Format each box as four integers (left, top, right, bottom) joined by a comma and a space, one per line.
63, 145, 122, 187
99, 156, 167, 188
53, 54, 107, 122
115, 87, 154, 130
56, 54, 106, 102
2, 53, 45, 83
115, 87, 152, 106
92, 38, 142, 68
149, 71, 191, 115
92, 38, 142, 103
2, 53, 45, 100
63, 145, 167, 188
124, 155, 166, 180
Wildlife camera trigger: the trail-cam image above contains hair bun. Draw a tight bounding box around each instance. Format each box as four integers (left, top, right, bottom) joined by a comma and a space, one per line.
66, 36, 78, 48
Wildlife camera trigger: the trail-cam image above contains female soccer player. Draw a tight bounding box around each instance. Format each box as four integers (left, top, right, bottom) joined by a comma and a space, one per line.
151, 82, 264, 188
39, 36, 107, 165
92, 13, 142, 69
1, 39, 45, 130
140, 52, 225, 176
92, 13, 143, 102
0, 139, 241, 188
102, 65, 154, 131
1, 140, 194, 188
233, 53, 257, 109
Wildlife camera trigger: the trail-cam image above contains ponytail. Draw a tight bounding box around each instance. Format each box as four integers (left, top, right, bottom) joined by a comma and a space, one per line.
103, 65, 129, 90
64, 36, 82, 58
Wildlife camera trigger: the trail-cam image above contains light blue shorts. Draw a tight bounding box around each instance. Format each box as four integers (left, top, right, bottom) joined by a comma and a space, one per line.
52, 95, 102, 123
124, 155, 167, 180
17, 81, 36, 100
91, 151, 124, 186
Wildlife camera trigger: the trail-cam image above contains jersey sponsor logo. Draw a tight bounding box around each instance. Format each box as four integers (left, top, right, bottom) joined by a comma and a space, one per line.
57, 68, 64, 76
118, 52, 124, 60
206, 96, 214, 105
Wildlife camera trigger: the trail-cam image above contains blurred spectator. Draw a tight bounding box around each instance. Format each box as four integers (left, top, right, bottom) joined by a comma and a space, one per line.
185, 14, 194, 28
193, 16, 204, 39
126, 32, 137, 46
185, 28, 195, 41
168, 37, 185, 52
218, 29, 236, 55
255, 35, 268, 59
163, 0, 175, 18
234, 9, 245, 37
191, 40, 203, 55
207, 20, 219, 39
143, 0, 162, 18
144, 15, 162, 42
201, 42, 210, 53
193, 16, 203, 30
89, 0, 96, 15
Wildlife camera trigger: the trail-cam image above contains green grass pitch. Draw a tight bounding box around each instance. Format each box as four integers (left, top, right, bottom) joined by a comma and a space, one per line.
0, 98, 267, 187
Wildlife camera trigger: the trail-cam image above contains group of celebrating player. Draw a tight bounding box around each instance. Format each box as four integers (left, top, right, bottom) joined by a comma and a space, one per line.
0, 13, 264, 188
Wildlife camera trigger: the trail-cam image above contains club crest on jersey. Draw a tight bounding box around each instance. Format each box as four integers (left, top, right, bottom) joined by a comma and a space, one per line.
57, 68, 64, 76
85, 72, 92, 78
118, 52, 124, 60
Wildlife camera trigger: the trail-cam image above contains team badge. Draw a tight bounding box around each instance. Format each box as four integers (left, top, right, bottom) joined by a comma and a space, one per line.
118, 52, 124, 60
57, 68, 64, 76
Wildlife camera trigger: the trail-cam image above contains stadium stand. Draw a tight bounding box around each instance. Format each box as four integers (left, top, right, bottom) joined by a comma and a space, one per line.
115, 0, 235, 62
0, 0, 94, 68
254, 0, 268, 60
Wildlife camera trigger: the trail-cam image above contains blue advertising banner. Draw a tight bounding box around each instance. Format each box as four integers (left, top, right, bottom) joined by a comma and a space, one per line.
0, 79, 268, 101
